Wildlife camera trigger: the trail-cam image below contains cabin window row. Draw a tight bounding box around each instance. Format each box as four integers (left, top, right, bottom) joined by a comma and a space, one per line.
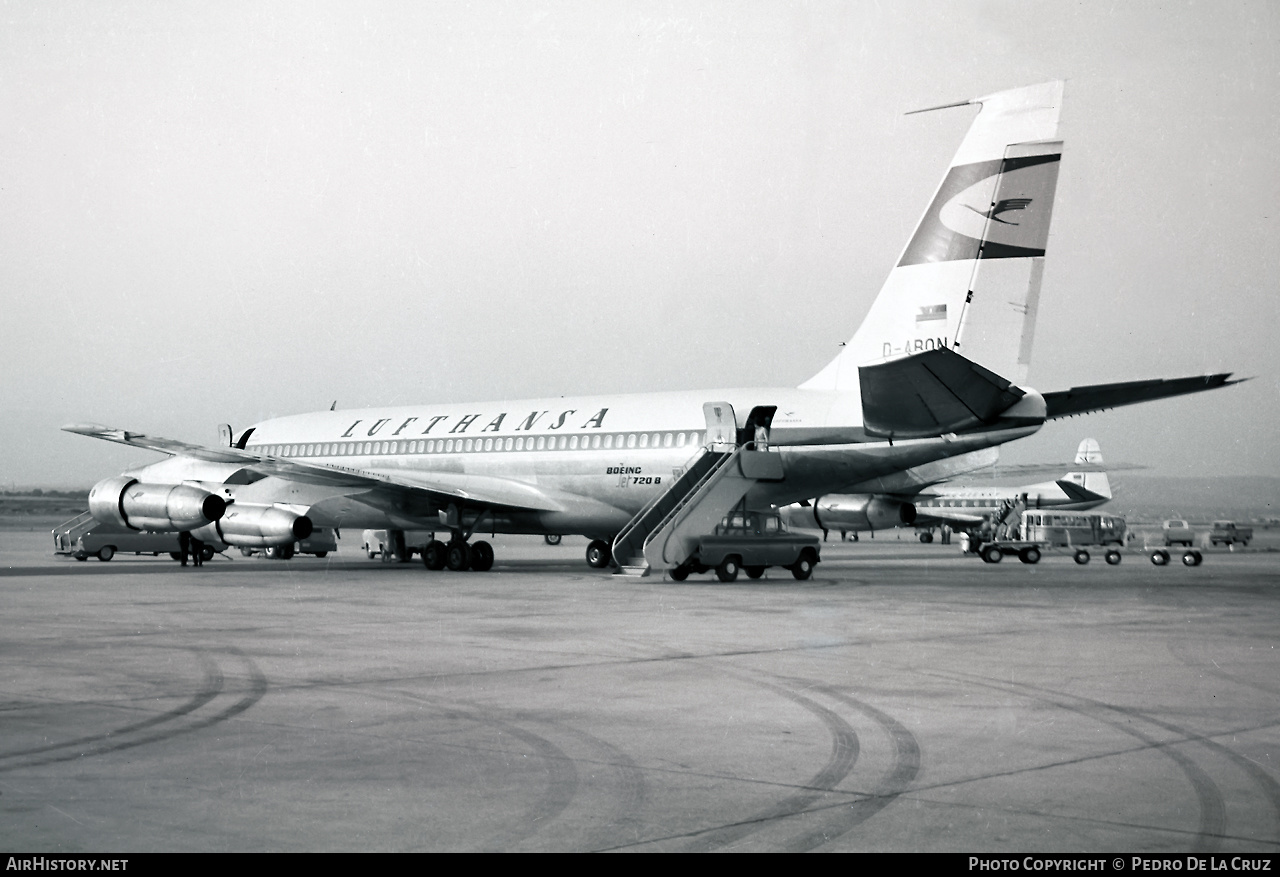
251, 431, 706, 459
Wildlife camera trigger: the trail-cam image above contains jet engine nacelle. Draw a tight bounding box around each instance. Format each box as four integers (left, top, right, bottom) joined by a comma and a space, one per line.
811, 494, 917, 532
88, 476, 227, 532
192, 504, 313, 548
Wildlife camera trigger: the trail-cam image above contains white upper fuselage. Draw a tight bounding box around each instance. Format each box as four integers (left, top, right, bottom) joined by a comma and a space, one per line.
223, 387, 1040, 535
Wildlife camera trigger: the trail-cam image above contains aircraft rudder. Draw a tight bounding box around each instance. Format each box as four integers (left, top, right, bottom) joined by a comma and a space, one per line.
802, 81, 1065, 392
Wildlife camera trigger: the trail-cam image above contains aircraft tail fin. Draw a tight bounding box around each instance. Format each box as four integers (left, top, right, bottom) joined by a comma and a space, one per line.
802, 81, 1064, 392
1060, 438, 1111, 501
1073, 437, 1102, 465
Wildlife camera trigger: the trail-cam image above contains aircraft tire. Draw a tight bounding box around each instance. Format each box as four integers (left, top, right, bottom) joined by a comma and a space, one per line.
716, 556, 741, 583
919, 532, 933, 544
421, 540, 447, 570
981, 546, 1003, 564
98, 546, 115, 562
1151, 549, 1170, 566
669, 566, 689, 582
1105, 550, 1122, 565
585, 540, 612, 569
446, 541, 471, 571
1019, 546, 1041, 565
470, 540, 494, 572
1074, 550, 1090, 565
745, 565, 766, 579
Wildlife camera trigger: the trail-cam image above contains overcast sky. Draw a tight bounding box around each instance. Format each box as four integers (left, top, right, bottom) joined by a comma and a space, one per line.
2, 1, 1276, 488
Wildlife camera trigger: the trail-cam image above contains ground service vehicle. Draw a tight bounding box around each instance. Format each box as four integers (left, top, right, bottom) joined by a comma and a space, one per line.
669, 510, 820, 582
1162, 519, 1195, 547
360, 529, 435, 561
55, 512, 187, 561
966, 510, 1129, 566
1209, 521, 1252, 547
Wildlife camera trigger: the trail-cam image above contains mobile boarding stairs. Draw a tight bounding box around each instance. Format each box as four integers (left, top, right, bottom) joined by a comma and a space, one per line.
611, 402, 786, 577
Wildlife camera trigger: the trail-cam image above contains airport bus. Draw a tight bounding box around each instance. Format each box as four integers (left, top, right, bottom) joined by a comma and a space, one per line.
1020, 511, 1127, 549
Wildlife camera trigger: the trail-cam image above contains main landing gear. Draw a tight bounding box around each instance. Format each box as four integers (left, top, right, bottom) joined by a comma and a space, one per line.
421, 537, 494, 572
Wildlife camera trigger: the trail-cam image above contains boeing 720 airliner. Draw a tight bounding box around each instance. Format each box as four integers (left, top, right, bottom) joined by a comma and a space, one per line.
66, 82, 1239, 577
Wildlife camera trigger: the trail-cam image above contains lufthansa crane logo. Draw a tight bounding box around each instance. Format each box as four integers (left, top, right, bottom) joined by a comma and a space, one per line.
964, 197, 1033, 225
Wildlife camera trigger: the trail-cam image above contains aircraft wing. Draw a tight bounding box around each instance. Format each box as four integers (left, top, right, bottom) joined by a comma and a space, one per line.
962, 460, 1142, 480
1043, 373, 1243, 420
914, 508, 989, 526
62, 423, 565, 513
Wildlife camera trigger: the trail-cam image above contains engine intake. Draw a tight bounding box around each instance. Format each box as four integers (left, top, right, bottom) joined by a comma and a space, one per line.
192, 504, 313, 548
89, 476, 226, 532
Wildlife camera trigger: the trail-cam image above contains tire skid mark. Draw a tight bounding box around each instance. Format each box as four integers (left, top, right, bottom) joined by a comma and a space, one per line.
0, 651, 223, 763
777, 679, 922, 851
0, 648, 266, 773
1002, 667, 1280, 847
934, 669, 1228, 854
679, 676, 859, 852
518, 716, 648, 852
378, 689, 579, 852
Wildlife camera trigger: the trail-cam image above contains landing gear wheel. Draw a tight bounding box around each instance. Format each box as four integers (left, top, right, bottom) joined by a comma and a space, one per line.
314, 551, 328, 558
1019, 546, 1041, 565
919, 532, 934, 544
1105, 550, 1122, 565
745, 566, 766, 579
790, 554, 815, 580
544, 534, 562, 546
470, 540, 494, 572
1074, 550, 1091, 565
422, 540, 447, 570
669, 566, 689, 582
97, 546, 115, 562
981, 545, 1003, 564
585, 539, 612, 569
1183, 550, 1202, 567
446, 541, 471, 571
716, 556, 741, 583
1151, 549, 1170, 566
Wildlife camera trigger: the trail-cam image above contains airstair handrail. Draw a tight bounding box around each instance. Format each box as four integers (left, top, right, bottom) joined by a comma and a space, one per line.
610, 445, 714, 561
644, 442, 754, 565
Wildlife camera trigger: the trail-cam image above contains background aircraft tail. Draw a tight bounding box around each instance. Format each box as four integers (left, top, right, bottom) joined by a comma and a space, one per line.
802, 81, 1064, 392
1057, 437, 1111, 502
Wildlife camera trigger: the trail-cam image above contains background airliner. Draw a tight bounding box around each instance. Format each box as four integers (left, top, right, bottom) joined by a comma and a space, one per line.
66, 82, 1238, 575
782, 438, 1120, 541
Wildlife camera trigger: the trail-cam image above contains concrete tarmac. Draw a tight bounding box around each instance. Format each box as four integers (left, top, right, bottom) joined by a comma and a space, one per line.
2, 528, 1279, 852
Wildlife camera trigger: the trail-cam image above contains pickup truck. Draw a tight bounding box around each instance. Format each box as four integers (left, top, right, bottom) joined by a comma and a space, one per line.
1209, 521, 1253, 547
670, 510, 820, 582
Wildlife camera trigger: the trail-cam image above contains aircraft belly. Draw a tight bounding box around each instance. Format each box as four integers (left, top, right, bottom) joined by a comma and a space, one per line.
762, 426, 1039, 506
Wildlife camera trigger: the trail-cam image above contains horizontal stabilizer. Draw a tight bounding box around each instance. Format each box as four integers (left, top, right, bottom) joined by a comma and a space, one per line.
1054, 478, 1106, 503
859, 347, 1025, 439
1043, 373, 1243, 420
